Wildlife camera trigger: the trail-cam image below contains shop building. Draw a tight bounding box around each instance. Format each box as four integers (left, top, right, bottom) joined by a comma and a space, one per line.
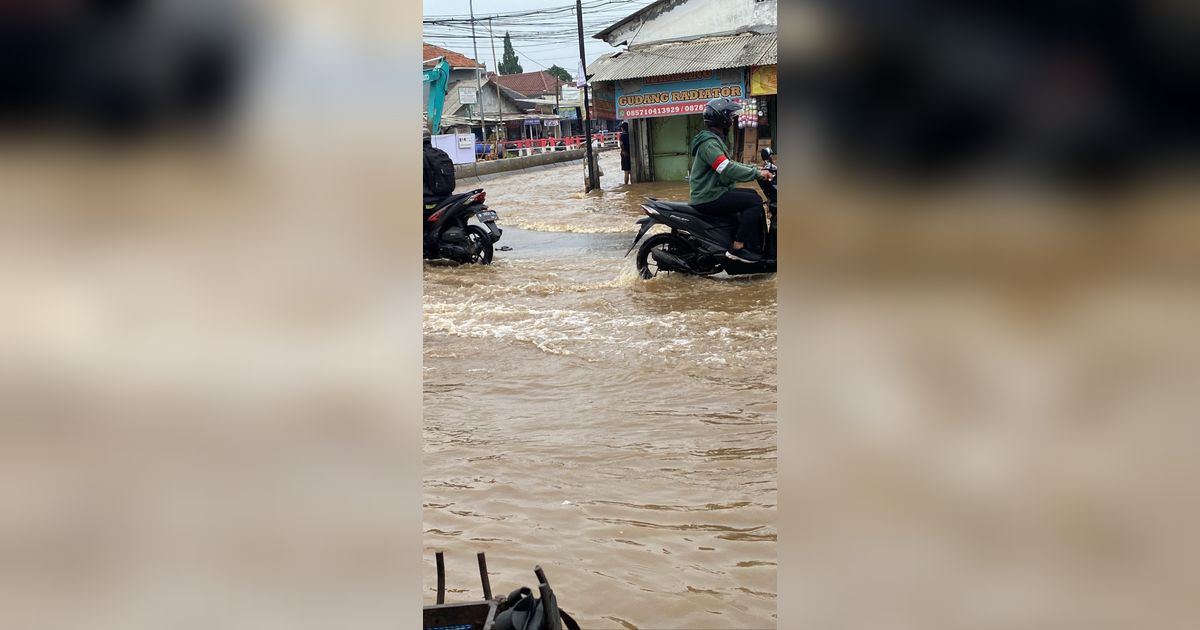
588, 0, 777, 182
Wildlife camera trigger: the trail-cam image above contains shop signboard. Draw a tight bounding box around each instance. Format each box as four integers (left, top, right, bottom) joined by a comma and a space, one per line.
615, 68, 746, 119
459, 87, 478, 105
750, 65, 777, 96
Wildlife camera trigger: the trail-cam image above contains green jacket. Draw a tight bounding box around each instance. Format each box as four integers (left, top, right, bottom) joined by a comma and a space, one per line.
688, 130, 760, 205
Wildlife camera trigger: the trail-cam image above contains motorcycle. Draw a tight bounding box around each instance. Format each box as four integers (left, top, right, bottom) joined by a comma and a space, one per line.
423, 188, 503, 264
626, 165, 777, 279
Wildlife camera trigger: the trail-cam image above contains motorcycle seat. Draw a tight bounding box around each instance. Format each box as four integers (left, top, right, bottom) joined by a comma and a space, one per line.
647, 198, 738, 229
647, 198, 704, 215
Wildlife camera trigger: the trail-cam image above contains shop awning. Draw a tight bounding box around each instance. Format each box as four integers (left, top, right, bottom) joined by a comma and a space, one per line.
587, 32, 777, 83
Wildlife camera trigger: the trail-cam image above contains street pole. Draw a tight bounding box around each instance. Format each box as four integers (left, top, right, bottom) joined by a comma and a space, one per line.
576, 0, 598, 191
488, 18, 504, 146
469, 0, 485, 145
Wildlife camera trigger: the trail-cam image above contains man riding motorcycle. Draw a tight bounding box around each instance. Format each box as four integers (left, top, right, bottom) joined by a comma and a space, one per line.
688, 97, 774, 263
423, 126, 457, 217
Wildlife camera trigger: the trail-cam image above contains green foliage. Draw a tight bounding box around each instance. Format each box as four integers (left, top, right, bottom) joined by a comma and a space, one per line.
546, 65, 573, 83
499, 32, 523, 75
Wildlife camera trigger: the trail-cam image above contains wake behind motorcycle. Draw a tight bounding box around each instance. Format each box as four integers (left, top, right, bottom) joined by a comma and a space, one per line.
424, 188, 503, 264
626, 166, 777, 279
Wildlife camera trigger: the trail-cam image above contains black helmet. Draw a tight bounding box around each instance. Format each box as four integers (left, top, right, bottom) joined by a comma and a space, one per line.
760, 147, 774, 161
422, 126, 432, 144
702, 97, 741, 130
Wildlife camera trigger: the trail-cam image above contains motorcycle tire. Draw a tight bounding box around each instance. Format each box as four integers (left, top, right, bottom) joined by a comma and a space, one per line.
466, 225, 494, 264
635, 233, 692, 279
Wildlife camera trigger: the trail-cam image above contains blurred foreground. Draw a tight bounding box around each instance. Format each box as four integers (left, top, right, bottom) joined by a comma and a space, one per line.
1, 1, 422, 628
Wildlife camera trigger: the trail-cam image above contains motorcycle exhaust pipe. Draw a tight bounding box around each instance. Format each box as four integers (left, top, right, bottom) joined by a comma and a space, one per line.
650, 248, 691, 273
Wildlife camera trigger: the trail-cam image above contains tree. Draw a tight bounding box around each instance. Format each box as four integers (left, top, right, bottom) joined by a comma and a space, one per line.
546, 65, 573, 84
499, 32, 523, 75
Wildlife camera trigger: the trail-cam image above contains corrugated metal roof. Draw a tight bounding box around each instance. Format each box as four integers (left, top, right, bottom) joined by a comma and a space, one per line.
587, 32, 776, 83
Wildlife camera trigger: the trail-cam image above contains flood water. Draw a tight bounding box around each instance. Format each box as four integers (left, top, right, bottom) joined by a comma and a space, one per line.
424, 151, 777, 629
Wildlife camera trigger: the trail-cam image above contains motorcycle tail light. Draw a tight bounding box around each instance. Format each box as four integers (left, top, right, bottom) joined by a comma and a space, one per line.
428, 209, 444, 222
469, 191, 486, 204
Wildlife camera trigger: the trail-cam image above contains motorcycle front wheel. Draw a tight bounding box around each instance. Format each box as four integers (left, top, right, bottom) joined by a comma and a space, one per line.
466, 225, 494, 264
635, 233, 692, 279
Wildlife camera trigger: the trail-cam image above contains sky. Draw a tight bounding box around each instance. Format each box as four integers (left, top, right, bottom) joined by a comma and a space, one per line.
422, 0, 659, 74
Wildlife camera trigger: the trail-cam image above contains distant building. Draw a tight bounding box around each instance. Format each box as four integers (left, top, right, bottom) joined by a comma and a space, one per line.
441, 77, 530, 142
423, 43, 485, 85
491, 71, 574, 139
493, 71, 567, 100
424, 43, 528, 143
588, 0, 778, 182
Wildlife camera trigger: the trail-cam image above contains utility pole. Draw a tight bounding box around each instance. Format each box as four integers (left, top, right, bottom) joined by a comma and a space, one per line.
576, 0, 598, 191
469, 0, 485, 144
488, 18, 504, 145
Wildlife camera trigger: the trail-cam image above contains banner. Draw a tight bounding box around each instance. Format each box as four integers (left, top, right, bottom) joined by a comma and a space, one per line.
749, 65, 777, 96
575, 61, 588, 88
615, 68, 745, 119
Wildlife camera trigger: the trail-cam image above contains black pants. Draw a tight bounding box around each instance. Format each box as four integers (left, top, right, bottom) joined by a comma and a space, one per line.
693, 188, 765, 252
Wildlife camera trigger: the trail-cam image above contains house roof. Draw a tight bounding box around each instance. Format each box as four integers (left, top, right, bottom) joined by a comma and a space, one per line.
587, 32, 776, 82
442, 79, 528, 119
423, 43, 483, 69
491, 71, 567, 97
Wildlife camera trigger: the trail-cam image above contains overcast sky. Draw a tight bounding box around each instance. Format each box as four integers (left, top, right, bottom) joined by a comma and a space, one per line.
422, 0, 658, 73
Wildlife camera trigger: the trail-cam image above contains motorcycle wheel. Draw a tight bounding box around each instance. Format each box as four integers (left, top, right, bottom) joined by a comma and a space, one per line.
466, 225, 494, 264
635, 233, 691, 279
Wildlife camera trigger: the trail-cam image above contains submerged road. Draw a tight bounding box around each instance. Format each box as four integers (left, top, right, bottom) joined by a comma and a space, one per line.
424, 151, 777, 629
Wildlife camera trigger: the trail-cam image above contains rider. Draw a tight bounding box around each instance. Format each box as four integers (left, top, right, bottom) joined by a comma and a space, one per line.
423, 126, 456, 216
688, 97, 773, 263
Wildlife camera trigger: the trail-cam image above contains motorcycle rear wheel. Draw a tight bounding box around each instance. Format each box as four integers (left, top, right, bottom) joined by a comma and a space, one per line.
465, 225, 494, 264
635, 233, 692, 279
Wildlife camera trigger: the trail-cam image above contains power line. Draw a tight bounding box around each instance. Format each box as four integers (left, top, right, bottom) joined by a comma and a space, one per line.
424, 0, 645, 21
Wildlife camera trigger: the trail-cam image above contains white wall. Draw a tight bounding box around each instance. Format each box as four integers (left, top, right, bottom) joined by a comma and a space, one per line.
601, 0, 776, 46
432, 133, 476, 165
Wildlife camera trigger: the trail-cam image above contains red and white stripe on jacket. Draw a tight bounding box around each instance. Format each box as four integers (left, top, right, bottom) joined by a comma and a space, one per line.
711, 154, 730, 174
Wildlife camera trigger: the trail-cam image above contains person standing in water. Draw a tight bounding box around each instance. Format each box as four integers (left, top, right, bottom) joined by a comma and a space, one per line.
619, 121, 632, 185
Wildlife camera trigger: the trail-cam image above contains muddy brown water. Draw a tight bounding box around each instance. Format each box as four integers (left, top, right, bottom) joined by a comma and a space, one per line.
424, 152, 777, 628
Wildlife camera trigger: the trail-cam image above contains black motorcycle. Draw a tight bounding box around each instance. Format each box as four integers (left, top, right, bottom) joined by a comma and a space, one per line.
626, 170, 776, 279
423, 188, 502, 264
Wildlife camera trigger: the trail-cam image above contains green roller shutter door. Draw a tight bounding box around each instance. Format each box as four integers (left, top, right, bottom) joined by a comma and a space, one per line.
649, 114, 705, 181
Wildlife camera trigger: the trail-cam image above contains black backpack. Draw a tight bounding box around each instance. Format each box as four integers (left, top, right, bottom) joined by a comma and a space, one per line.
424, 145, 456, 197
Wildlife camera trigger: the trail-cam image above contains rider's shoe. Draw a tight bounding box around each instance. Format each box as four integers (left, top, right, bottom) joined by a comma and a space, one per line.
725, 247, 762, 263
